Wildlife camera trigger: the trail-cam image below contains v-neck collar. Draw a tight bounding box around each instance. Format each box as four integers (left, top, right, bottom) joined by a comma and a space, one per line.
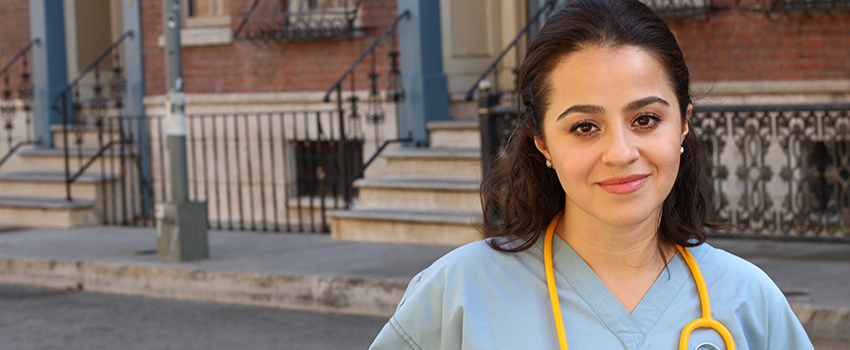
540, 236, 700, 349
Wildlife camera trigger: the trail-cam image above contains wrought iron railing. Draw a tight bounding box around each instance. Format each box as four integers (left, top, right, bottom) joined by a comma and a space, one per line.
0, 38, 40, 169
774, 0, 850, 16
234, 0, 362, 43
323, 10, 410, 207
138, 111, 360, 233
50, 31, 132, 201
692, 103, 850, 241
479, 95, 850, 242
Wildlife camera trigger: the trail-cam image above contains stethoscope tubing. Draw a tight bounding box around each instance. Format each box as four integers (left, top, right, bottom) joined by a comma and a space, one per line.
543, 210, 736, 350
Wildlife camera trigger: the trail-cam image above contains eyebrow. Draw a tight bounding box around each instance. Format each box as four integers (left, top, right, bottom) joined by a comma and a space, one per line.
555, 96, 671, 121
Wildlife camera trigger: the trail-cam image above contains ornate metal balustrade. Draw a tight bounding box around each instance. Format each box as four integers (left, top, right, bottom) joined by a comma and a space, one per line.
693, 104, 850, 241
774, 0, 850, 16
479, 94, 850, 242
0, 38, 40, 169
234, 0, 362, 43
323, 10, 410, 207
50, 31, 132, 201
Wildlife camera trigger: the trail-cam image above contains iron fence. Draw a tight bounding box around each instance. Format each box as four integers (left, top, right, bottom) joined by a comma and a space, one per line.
693, 104, 850, 241
0, 39, 40, 169
479, 93, 850, 242
145, 111, 361, 233
60, 111, 361, 233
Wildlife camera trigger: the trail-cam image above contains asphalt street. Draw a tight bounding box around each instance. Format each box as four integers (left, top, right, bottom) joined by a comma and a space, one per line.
0, 284, 388, 350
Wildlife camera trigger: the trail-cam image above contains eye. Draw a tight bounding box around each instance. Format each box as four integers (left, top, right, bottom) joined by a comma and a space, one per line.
633, 113, 660, 130
569, 120, 600, 137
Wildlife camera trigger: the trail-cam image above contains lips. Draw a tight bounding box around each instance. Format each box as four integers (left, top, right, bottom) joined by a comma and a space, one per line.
597, 174, 649, 194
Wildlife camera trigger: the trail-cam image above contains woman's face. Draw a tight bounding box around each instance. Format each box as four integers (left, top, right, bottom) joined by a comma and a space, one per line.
534, 45, 690, 229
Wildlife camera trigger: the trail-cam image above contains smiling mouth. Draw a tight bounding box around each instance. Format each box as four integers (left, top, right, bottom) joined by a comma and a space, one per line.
597, 174, 649, 194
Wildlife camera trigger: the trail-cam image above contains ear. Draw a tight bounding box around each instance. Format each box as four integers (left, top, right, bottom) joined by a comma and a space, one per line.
534, 136, 551, 161
681, 103, 692, 143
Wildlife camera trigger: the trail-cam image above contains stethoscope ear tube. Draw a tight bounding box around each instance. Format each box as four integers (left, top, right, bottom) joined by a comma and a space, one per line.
543, 212, 736, 350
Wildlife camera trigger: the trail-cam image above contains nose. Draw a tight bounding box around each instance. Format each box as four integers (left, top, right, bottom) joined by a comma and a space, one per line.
601, 126, 640, 165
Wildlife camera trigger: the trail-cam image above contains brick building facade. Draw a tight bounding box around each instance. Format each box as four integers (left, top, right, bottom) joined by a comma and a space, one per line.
2, 1, 848, 100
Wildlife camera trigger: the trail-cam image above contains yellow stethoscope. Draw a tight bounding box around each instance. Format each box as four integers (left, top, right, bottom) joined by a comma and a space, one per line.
543, 211, 736, 350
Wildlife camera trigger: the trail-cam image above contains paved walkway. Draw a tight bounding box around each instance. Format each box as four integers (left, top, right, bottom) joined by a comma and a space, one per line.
0, 226, 847, 343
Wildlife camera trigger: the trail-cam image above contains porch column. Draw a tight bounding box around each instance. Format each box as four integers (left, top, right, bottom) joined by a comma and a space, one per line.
397, 0, 450, 147
29, 0, 69, 148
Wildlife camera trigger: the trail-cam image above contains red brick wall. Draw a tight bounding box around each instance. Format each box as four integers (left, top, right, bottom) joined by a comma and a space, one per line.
0, 0, 32, 91
670, 9, 850, 82
138, 0, 850, 96
142, 0, 398, 96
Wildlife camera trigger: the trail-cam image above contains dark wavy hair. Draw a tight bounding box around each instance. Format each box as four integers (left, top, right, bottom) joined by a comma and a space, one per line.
481, 0, 715, 252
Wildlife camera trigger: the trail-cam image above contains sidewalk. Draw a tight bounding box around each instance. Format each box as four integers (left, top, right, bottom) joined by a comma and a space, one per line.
0, 226, 847, 341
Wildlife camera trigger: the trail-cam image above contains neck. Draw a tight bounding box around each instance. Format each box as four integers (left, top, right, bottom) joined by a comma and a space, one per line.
556, 206, 671, 270
554, 205, 676, 313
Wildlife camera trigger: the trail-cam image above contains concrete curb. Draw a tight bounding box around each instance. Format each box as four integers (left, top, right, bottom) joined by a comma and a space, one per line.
2, 253, 849, 341
0, 257, 406, 317
792, 304, 850, 342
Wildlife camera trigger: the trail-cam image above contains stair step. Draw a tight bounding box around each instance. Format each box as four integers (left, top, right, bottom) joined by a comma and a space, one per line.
0, 171, 121, 200
383, 148, 481, 180
355, 177, 480, 212
51, 124, 124, 149
0, 171, 119, 183
427, 120, 480, 150
0, 196, 95, 209
19, 147, 138, 158
0, 196, 98, 228
17, 147, 139, 173
329, 208, 482, 246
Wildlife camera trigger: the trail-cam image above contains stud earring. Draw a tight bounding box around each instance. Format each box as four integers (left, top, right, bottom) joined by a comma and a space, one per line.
545, 159, 552, 168
680, 146, 684, 154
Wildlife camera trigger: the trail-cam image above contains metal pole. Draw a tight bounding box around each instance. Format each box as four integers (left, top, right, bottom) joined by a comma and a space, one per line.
156, 0, 208, 262
164, 0, 189, 204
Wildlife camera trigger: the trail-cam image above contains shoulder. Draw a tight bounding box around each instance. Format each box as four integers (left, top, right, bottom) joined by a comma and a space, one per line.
691, 243, 777, 291
371, 239, 537, 350
402, 239, 531, 296
689, 243, 815, 349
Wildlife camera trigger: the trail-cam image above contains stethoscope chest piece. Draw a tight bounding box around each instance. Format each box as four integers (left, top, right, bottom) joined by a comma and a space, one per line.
695, 342, 721, 350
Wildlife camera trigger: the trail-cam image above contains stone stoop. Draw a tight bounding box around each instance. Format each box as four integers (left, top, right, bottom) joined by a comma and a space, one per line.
0, 197, 99, 228
0, 126, 129, 229
330, 120, 485, 246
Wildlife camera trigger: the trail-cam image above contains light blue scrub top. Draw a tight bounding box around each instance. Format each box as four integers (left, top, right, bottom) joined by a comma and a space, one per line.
370, 237, 814, 350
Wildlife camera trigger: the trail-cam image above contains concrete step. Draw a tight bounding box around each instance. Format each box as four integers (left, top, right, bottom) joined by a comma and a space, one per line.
0, 196, 99, 228
329, 208, 482, 246
51, 124, 124, 149
0, 171, 120, 200
427, 120, 480, 150
18, 147, 139, 173
355, 177, 480, 212
383, 148, 481, 180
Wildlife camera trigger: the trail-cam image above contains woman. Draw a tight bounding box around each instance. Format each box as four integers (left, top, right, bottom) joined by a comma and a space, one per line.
370, 0, 814, 348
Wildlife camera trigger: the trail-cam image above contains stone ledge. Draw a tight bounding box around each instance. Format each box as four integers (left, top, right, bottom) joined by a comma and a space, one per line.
0, 257, 405, 317
383, 147, 480, 160
156, 26, 233, 48
427, 119, 479, 130
695, 80, 850, 96
354, 177, 479, 191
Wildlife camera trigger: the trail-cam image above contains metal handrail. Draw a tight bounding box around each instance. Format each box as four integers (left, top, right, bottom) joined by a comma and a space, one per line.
0, 38, 40, 78
49, 30, 133, 110
464, 0, 559, 101
0, 140, 40, 169
322, 10, 410, 102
